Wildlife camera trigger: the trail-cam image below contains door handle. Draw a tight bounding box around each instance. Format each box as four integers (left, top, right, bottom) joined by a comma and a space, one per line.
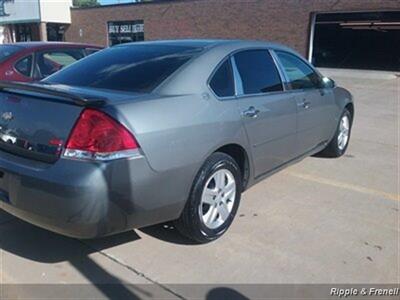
242, 106, 260, 118
298, 99, 311, 109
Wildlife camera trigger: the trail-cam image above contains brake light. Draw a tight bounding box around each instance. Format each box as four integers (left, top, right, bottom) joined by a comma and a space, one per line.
63, 109, 139, 161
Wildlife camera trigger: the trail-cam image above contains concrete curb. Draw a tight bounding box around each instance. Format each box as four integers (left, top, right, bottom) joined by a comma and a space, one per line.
318, 68, 399, 80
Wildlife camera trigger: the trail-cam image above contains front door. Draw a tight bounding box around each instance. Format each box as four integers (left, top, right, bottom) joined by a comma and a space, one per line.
232, 49, 297, 177
274, 51, 336, 155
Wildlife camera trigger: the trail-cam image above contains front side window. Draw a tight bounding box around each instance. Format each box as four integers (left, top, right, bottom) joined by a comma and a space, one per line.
44, 45, 203, 93
276, 51, 321, 90
234, 49, 283, 95
15, 55, 33, 77
209, 59, 235, 98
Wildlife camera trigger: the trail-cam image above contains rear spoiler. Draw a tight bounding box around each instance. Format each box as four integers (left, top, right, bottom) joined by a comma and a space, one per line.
0, 81, 106, 107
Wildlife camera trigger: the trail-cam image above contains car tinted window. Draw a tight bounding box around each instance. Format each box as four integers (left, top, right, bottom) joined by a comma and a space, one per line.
15, 55, 32, 77
44, 45, 203, 93
234, 50, 283, 94
36, 49, 85, 79
85, 48, 100, 55
0, 45, 21, 63
276, 51, 321, 90
209, 59, 235, 97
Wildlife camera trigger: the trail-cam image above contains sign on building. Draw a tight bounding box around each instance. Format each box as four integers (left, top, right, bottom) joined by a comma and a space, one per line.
107, 20, 144, 46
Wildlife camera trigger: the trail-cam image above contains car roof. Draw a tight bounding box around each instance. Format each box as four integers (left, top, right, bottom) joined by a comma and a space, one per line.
152, 39, 301, 95
115, 39, 292, 51
2, 42, 103, 50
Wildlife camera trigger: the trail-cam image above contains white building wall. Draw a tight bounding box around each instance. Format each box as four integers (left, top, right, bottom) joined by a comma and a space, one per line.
0, 0, 72, 25
0, 0, 40, 24
39, 0, 72, 24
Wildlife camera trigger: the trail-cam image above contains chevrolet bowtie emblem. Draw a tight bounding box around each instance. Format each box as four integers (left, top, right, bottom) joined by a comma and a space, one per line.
1, 112, 13, 121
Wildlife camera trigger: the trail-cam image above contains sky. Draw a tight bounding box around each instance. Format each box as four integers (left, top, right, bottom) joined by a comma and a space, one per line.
99, 0, 139, 5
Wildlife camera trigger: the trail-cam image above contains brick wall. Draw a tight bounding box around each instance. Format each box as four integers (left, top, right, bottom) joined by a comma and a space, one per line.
65, 0, 400, 56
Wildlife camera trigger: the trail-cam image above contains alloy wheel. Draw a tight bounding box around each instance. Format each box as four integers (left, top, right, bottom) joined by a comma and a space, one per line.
199, 169, 236, 229
338, 115, 350, 150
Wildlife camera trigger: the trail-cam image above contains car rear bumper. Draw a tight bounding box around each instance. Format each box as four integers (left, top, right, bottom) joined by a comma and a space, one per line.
0, 150, 188, 238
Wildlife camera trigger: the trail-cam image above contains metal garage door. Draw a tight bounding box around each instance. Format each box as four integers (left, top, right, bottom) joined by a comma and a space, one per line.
310, 11, 400, 71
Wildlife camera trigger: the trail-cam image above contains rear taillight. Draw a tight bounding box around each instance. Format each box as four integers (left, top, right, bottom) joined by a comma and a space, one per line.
62, 108, 139, 161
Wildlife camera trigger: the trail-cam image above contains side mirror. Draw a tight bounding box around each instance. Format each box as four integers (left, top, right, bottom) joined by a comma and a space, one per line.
321, 76, 336, 89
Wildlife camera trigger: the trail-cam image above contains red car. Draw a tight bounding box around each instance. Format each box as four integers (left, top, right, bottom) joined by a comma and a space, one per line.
0, 42, 103, 82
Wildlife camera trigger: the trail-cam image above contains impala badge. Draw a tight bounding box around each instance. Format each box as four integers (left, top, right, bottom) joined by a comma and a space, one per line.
1, 112, 13, 121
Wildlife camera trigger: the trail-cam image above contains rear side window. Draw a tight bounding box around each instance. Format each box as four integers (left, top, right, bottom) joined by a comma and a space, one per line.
275, 51, 321, 90
35, 49, 85, 79
209, 59, 235, 97
15, 55, 33, 77
44, 45, 203, 93
234, 50, 283, 94
42, 50, 84, 66
85, 48, 100, 55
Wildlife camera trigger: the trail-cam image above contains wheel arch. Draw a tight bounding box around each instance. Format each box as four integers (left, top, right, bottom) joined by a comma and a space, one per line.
213, 143, 251, 191
345, 102, 354, 122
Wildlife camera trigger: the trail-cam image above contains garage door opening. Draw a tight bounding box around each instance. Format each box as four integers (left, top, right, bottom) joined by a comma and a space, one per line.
310, 11, 400, 71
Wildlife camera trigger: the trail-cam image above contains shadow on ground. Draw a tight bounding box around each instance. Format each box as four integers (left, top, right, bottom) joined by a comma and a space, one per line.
139, 222, 199, 246
0, 210, 205, 299
0, 210, 150, 299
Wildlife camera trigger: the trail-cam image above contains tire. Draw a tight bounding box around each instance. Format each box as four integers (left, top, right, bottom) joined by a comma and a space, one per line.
174, 152, 242, 243
318, 108, 352, 158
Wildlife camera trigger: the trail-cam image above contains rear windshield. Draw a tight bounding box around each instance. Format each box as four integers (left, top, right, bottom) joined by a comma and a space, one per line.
44, 44, 203, 93
0, 45, 22, 63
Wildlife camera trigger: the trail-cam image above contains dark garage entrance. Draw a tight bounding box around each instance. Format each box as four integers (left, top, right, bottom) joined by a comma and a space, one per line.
311, 11, 400, 71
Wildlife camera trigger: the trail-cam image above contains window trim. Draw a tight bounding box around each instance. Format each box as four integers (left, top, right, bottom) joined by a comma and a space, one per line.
206, 54, 236, 100
231, 55, 244, 96
232, 48, 286, 98
272, 49, 323, 91
207, 47, 290, 101
13, 54, 34, 78
207, 55, 236, 100
206, 46, 332, 102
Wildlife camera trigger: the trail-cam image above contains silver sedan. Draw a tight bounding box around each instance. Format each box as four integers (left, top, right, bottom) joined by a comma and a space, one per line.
0, 40, 353, 243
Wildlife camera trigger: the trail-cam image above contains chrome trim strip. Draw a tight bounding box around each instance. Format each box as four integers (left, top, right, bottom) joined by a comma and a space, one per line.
206, 55, 237, 101
62, 149, 143, 162
230, 56, 244, 96
308, 12, 317, 63
269, 49, 290, 89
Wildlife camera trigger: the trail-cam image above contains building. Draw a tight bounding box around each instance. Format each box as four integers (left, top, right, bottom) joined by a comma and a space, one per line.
65, 0, 400, 71
0, 0, 72, 43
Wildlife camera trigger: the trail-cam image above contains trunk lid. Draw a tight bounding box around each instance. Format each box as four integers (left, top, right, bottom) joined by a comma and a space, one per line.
0, 92, 84, 163
0, 82, 148, 163
0, 83, 110, 163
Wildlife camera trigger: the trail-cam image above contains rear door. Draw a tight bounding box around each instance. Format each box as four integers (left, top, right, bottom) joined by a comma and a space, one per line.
274, 50, 336, 156
232, 49, 297, 177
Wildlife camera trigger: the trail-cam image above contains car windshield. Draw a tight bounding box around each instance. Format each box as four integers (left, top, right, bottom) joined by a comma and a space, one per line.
44, 44, 204, 93
0, 45, 22, 63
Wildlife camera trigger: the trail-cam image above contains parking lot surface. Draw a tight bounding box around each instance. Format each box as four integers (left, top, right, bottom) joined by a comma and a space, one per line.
0, 69, 398, 298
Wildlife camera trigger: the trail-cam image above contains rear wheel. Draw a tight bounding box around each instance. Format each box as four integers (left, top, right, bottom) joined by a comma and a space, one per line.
174, 152, 241, 243
318, 108, 352, 157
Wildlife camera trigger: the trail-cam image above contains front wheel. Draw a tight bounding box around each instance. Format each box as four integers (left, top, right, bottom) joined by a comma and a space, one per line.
174, 152, 242, 243
318, 108, 352, 157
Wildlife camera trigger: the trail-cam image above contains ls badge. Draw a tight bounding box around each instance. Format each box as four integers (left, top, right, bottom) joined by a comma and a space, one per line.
1, 112, 13, 121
